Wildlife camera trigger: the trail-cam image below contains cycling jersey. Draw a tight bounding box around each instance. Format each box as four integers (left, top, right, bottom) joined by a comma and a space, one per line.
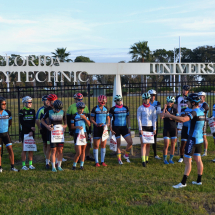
162, 106, 179, 129
109, 105, 129, 126
187, 108, 205, 144
150, 100, 161, 121
91, 105, 109, 125
71, 113, 89, 133
180, 107, 192, 127
43, 109, 66, 126
19, 107, 35, 134
199, 102, 209, 118
213, 104, 215, 117
36, 106, 46, 129
137, 105, 156, 130
0, 110, 12, 133
175, 95, 188, 114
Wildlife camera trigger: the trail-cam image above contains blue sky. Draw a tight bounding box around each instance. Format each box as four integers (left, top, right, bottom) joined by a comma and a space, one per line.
0, 0, 215, 62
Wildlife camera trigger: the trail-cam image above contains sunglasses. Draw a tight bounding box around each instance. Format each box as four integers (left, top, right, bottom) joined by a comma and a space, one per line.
27, 102, 32, 104
77, 99, 83, 101
1, 103, 6, 105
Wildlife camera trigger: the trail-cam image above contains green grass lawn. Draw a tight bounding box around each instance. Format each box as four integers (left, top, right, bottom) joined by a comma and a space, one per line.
1, 136, 215, 214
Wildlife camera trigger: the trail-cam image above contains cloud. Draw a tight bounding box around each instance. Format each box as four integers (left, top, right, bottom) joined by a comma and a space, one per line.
0, 16, 37, 24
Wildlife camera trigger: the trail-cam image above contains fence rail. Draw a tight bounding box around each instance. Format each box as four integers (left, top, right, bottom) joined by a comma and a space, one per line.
0, 81, 214, 141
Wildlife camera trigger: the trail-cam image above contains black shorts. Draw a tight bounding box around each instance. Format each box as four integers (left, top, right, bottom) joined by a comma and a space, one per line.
163, 128, 177, 140
112, 126, 130, 139
40, 128, 47, 143
47, 130, 51, 145
50, 142, 64, 148
0, 132, 12, 146
213, 133, 215, 139
181, 126, 188, 141
93, 126, 104, 140
184, 136, 202, 157
139, 126, 153, 136
203, 121, 207, 135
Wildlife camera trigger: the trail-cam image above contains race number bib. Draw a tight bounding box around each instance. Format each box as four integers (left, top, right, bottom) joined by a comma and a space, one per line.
110, 135, 117, 152
177, 122, 183, 130
102, 125, 109, 141
208, 117, 215, 134
76, 129, 87, 145
23, 134, 37, 151
51, 125, 64, 143
141, 132, 154, 144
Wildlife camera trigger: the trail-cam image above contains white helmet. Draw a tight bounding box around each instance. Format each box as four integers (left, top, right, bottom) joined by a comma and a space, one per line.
22, 96, 32, 103
198, 91, 206, 97
148, 89, 156, 95
142, 93, 151, 99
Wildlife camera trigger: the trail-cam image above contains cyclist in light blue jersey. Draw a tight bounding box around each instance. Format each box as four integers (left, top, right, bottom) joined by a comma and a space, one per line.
109, 95, 133, 164
161, 94, 205, 188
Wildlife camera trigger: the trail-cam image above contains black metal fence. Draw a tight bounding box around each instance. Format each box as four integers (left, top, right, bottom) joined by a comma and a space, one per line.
0, 80, 214, 141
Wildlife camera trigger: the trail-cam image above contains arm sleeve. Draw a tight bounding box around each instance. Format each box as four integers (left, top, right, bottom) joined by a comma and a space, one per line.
137, 106, 142, 130
187, 110, 197, 120
43, 110, 49, 120
156, 102, 161, 114
109, 107, 114, 118
201, 103, 209, 117
70, 114, 75, 124
91, 107, 96, 117
36, 109, 40, 120
152, 107, 156, 130
175, 95, 180, 104
19, 110, 24, 126
32, 110, 36, 126
6, 110, 12, 120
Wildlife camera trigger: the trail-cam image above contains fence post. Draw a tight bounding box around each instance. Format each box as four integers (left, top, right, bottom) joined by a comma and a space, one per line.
17, 86, 21, 142
88, 83, 90, 112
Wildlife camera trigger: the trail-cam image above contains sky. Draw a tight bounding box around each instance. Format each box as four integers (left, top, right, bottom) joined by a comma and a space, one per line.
0, 0, 215, 62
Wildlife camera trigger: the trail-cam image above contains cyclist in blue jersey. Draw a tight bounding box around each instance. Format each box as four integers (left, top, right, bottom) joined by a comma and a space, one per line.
42, 100, 67, 172
0, 97, 19, 172
71, 102, 91, 170
148, 89, 161, 159
109, 95, 133, 164
179, 106, 192, 161
198, 92, 209, 157
212, 104, 215, 162
36, 95, 50, 161
161, 93, 205, 188
90, 95, 110, 167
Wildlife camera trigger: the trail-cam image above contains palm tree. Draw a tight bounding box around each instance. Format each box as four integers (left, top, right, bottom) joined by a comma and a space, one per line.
129, 41, 150, 93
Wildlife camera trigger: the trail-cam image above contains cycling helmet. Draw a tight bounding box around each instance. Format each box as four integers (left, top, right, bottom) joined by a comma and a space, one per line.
166, 96, 175, 103
148, 89, 156, 95
183, 85, 191, 91
187, 93, 201, 103
142, 93, 151, 99
42, 95, 48, 101
22, 96, 32, 103
76, 102, 86, 109
114, 95, 122, 102
98, 95, 107, 105
53, 100, 63, 110
74, 93, 83, 100
0, 97, 6, 104
47, 94, 58, 101
198, 91, 206, 97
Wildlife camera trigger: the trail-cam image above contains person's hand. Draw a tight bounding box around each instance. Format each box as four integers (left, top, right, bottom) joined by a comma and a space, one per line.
31, 127, 35, 131
111, 129, 116, 135
153, 130, 156, 135
47, 125, 54, 131
97, 123, 103, 127
63, 125, 67, 129
160, 112, 165, 119
29, 131, 33, 136
80, 115, 87, 120
139, 130, 143, 135
78, 126, 83, 130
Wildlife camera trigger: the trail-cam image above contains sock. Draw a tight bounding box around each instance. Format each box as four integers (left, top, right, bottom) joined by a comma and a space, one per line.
117, 153, 121, 161
146, 156, 148, 162
58, 161, 62, 167
22, 161, 26, 167
11, 164, 14, 169
80, 161, 84, 167
93, 149, 99, 163
73, 162, 77, 167
141, 156, 145, 162
181, 175, 188, 185
55, 158, 58, 164
163, 155, 167, 161
29, 160, 32, 166
125, 151, 129, 157
204, 149, 207, 153
46, 159, 49, 165
180, 155, 184, 158
170, 154, 174, 161
101, 148, 106, 163
197, 174, 202, 183
52, 162, 56, 169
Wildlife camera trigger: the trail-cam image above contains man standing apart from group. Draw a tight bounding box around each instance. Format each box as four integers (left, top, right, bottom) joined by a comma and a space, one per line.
198, 92, 209, 157
161, 94, 205, 188
0, 97, 19, 172
19, 96, 36, 170
148, 89, 161, 159
174, 85, 190, 163
109, 95, 133, 164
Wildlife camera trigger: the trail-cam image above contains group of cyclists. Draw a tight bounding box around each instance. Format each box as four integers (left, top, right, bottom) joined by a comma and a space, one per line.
0, 84, 214, 188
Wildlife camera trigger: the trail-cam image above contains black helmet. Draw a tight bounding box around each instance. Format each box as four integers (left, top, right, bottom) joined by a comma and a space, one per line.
183, 85, 190, 91
42, 95, 48, 101
53, 100, 63, 110
187, 93, 201, 104
76, 102, 85, 109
